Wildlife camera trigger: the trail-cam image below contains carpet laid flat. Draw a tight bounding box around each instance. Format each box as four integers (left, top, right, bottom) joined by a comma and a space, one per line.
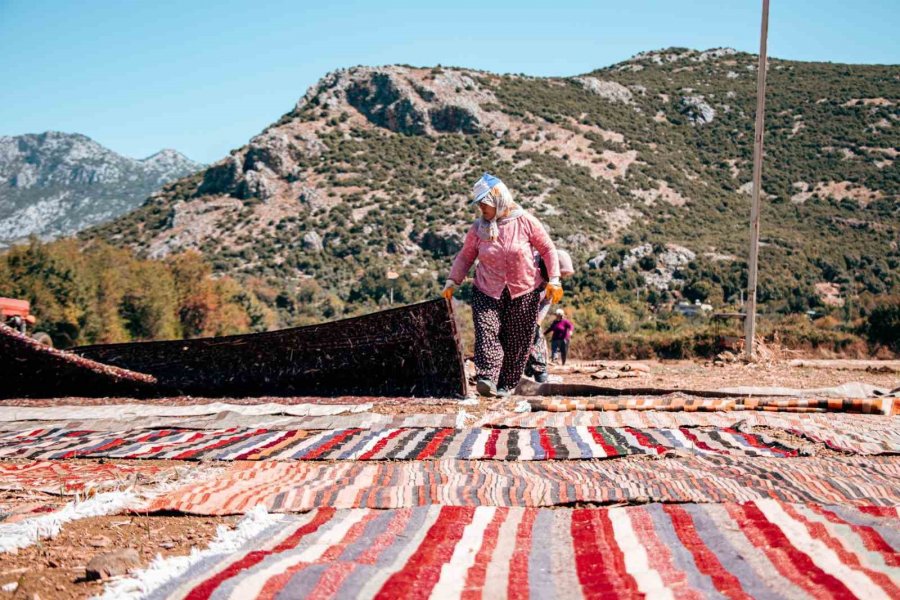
0, 460, 165, 494
4, 410, 896, 438
0, 402, 373, 422
0, 413, 459, 432
529, 396, 894, 414
483, 408, 898, 429
784, 424, 900, 455
0, 496, 68, 525
141, 456, 900, 515
0, 426, 798, 461
135, 502, 900, 600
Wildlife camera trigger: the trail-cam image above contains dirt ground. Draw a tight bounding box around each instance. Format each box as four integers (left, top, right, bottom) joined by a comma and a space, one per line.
0, 358, 897, 599
553, 359, 900, 391
1, 514, 237, 599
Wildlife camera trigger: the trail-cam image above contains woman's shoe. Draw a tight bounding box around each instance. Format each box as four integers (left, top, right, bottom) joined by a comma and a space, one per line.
476, 379, 498, 397
496, 388, 513, 398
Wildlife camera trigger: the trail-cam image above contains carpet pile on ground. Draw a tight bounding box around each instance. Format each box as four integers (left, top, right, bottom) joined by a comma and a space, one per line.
0, 366, 898, 599
104, 503, 900, 599
0, 426, 799, 461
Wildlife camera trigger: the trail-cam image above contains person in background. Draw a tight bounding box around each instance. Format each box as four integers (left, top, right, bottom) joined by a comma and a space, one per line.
545, 307, 574, 365
443, 173, 562, 397
524, 249, 574, 382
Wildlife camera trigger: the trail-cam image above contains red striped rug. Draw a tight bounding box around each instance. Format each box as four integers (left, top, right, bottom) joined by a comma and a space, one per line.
0, 461, 164, 494
111, 502, 900, 599
141, 456, 900, 515
0, 426, 798, 461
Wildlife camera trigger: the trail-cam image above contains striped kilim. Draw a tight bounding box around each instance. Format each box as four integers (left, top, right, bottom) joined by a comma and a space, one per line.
3, 409, 896, 434
0, 460, 164, 494
483, 409, 899, 430
142, 456, 900, 515
0, 401, 374, 421
0, 426, 798, 461
1, 496, 68, 525
787, 424, 900, 455
529, 396, 894, 413
134, 502, 900, 600
0, 413, 460, 433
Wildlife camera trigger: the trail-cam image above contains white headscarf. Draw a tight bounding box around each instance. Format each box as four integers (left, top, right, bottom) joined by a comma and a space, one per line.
471, 173, 523, 242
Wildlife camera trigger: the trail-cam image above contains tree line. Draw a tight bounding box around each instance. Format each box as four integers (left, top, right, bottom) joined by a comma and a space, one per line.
0, 238, 275, 347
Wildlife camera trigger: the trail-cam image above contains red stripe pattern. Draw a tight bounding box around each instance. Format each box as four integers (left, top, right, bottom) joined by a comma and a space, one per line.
140, 502, 900, 599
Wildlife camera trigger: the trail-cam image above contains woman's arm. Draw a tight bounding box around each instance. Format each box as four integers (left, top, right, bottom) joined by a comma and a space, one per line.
527, 216, 560, 280
448, 225, 480, 284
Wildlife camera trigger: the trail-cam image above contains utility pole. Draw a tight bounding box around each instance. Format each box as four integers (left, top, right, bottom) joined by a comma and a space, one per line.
386, 270, 399, 306
744, 0, 770, 360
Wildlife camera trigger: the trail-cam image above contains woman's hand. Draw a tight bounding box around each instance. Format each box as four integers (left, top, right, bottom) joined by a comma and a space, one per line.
442, 280, 456, 300
545, 279, 564, 304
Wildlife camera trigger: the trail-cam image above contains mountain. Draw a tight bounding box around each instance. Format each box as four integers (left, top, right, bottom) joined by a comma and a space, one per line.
88, 48, 899, 317
0, 132, 203, 247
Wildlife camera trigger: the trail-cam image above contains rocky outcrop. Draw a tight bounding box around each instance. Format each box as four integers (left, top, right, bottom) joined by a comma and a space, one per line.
299, 66, 505, 136
588, 251, 608, 269
430, 105, 480, 134
302, 231, 323, 252
190, 66, 506, 205
346, 73, 429, 135
195, 128, 324, 203
197, 155, 243, 197
643, 244, 697, 290
628, 47, 738, 65
680, 96, 716, 125
574, 78, 634, 104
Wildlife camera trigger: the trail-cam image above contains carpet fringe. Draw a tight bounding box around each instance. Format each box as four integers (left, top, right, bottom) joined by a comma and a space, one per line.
0, 464, 223, 554
0, 489, 136, 553
95, 505, 278, 600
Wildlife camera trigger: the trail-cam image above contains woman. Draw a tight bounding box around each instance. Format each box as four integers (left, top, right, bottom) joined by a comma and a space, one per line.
524, 248, 574, 382
545, 308, 574, 365
443, 173, 562, 397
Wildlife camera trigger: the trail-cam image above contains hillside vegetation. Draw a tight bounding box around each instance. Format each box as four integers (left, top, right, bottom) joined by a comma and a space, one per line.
5, 48, 897, 353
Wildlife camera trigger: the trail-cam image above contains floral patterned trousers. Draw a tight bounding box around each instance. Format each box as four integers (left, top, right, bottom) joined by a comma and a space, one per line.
472, 286, 542, 390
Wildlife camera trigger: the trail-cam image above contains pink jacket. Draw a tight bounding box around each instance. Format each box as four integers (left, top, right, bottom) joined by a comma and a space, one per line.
449, 212, 560, 300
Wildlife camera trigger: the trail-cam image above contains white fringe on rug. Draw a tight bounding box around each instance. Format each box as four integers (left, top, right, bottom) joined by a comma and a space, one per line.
95, 505, 280, 600
455, 409, 476, 428
0, 464, 224, 554
0, 489, 137, 553
514, 399, 532, 413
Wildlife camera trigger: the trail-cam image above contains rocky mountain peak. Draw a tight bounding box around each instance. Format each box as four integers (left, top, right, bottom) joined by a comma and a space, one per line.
140, 148, 202, 183
299, 65, 509, 136
195, 65, 515, 205
0, 132, 202, 247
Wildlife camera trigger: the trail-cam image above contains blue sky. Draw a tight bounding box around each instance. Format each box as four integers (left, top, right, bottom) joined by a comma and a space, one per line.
1, 0, 897, 163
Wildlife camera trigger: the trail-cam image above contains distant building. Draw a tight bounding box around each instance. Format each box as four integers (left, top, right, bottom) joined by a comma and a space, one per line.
674, 300, 713, 316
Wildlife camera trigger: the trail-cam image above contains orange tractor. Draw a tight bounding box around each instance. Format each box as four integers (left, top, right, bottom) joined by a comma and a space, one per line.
1, 297, 52, 346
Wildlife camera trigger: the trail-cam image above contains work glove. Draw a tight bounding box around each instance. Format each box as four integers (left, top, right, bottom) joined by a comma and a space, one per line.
545, 278, 564, 304
442, 279, 456, 301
